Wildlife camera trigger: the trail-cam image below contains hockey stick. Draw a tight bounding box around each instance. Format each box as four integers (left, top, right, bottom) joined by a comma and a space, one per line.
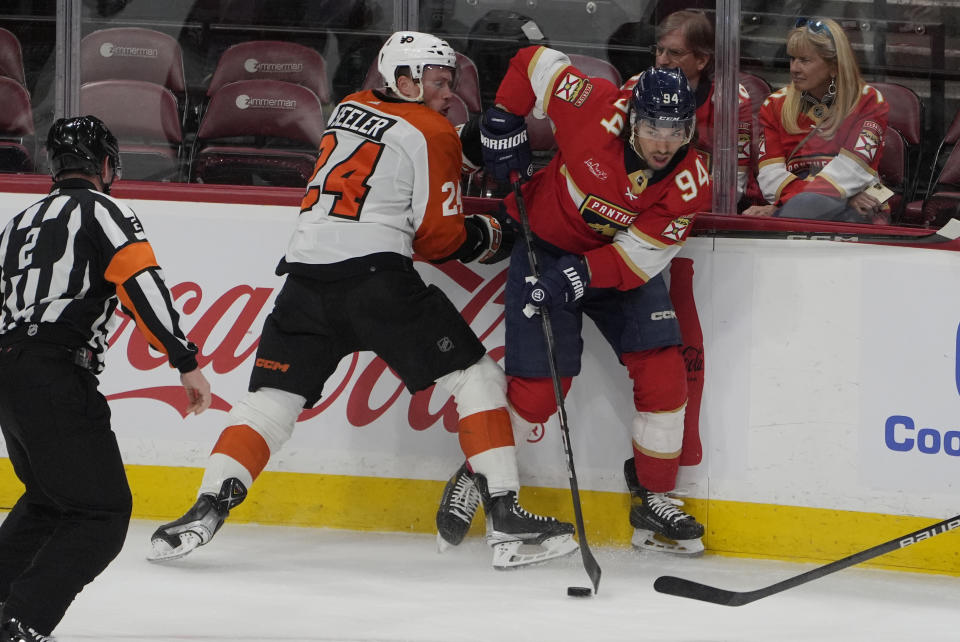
654, 513, 960, 606
692, 217, 960, 247
510, 172, 602, 595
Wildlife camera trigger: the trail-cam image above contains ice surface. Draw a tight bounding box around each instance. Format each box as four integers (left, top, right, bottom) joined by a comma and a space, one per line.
30, 519, 958, 641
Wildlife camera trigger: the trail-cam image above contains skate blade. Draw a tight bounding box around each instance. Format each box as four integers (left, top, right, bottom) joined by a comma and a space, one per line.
437, 532, 454, 553
146, 531, 203, 562
631, 529, 704, 556
491, 534, 579, 569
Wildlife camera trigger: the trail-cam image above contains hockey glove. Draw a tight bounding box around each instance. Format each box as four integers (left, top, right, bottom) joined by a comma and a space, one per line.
480, 106, 533, 183
457, 213, 513, 264
522, 255, 590, 318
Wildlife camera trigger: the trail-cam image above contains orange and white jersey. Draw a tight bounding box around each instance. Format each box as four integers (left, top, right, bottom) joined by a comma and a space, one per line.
284, 89, 466, 272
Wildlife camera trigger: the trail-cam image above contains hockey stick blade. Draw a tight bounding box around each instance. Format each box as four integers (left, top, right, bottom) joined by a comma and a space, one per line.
654, 513, 960, 606
694, 217, 960, 248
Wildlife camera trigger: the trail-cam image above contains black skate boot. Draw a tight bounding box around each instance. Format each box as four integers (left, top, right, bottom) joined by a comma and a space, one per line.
0, 617, 57, 642
624, 458, 704, 555
475, 475, 578, 568
436, 462, 481, 551
147, 477, 247, 562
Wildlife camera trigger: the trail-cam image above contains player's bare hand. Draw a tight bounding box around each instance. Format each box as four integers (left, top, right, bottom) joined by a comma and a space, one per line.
742, 204, 778, 217
180, 368, 211, 415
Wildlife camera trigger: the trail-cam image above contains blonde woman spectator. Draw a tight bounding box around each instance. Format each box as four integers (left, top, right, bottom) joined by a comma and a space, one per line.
744, 18, 890, 221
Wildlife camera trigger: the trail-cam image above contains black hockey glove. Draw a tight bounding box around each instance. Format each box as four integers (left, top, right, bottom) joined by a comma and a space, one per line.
522, 255, 590, 318
458, 213, 514, 264
480, 106, 533, 184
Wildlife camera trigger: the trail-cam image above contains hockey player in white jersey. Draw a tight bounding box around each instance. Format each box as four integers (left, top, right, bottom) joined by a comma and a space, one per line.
148, 31, 576, 570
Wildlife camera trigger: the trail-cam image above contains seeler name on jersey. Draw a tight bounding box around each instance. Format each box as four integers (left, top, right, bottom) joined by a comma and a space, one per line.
329, 104, 396, 141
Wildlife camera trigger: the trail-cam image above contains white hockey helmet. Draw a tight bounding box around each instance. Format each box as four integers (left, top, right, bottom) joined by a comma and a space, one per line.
377, 31, 457, 98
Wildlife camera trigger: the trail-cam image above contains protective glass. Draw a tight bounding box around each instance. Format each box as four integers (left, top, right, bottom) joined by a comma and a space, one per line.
648, 44, 691, 62
795, 17, 836, 47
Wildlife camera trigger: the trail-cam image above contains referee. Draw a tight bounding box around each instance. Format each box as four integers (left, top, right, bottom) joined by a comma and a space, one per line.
0, 115, 211, 642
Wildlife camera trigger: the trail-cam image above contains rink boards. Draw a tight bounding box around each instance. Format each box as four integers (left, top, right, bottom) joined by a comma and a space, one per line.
0, 188, 957, 576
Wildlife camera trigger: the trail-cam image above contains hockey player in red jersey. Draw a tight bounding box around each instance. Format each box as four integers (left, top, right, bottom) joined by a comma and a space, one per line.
743, 18, 890, 221
436, 51, 710, 556
148, 31, 576, 569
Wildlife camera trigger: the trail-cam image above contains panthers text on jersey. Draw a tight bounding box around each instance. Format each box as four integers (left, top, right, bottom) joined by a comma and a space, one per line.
495, 46, 712, 291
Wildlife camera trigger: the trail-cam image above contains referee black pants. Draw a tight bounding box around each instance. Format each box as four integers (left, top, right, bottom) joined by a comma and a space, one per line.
0, 343, 131, 635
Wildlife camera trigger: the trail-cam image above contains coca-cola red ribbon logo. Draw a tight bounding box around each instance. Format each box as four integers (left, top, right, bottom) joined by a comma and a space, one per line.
104, 261, 540, 438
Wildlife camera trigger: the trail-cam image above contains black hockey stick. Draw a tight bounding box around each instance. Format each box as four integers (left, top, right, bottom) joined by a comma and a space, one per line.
654, 513, 960, 606
510, 172, 602, 594
692, 216, 960, 247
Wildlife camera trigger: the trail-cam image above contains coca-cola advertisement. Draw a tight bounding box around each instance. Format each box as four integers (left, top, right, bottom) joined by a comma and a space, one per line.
87, 198, 699, 492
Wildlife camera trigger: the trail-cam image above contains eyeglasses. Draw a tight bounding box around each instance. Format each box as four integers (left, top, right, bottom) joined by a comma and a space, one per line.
649, 44, 690, 61
795, 17, 836, 46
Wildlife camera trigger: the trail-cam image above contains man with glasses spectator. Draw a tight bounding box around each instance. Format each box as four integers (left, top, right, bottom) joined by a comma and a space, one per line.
625, 9, 754, 205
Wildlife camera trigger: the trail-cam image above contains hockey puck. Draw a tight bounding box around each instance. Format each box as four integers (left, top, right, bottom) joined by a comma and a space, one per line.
566, 586, 592, 597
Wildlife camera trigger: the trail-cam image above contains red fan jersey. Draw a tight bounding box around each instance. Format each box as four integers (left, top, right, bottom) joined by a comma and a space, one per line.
756, 85, 889, 204
496, 47, 711, 291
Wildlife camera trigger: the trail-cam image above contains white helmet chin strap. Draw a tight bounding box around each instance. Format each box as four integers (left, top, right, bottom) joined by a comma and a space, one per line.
395, 79, 424, 103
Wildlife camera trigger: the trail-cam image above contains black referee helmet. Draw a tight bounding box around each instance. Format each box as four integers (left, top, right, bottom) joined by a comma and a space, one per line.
46, 115, 122, 183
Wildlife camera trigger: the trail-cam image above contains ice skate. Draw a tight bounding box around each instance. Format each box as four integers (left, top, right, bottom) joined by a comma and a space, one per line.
147, 478, 247, 562
0, 617, 57, 642
475, 475, 578, 568
624, 458, 704, 556
435, 462, 481, 552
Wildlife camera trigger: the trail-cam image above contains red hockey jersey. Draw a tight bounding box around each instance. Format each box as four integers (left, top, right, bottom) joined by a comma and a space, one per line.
497, 47, 711, 291
756, 85, 889, 204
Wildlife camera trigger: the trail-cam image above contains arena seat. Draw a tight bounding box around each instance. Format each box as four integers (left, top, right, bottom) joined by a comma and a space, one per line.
738, 71, 774, 208
877, 126, 908, 222
361, 52, 482, 114
190, 79, 325, 187
0, 27, 26, 87
206, 40, 330, 104
917, 107, 960, 207
80, 79, 183, 181
568, 53, 622, 86
906, 132, 960, 228
0, 76, 33, 172
445, 93, 470, 127
81, 27, 186, 95
870, 81, 923, 205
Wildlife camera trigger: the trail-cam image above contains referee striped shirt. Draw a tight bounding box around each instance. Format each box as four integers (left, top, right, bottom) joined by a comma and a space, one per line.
0, 178, 198, 374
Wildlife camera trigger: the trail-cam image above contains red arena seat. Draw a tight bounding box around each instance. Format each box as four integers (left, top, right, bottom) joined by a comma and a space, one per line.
877, 126, 908, 221
568, 53, 622, 86
81, 27, 186, 95
445, 93, 470, 127
207, 40, 330, 104
0, 77, 34, 172
80, 79, 183, 181
190, 79, 325, 187
0, 27, 26, 87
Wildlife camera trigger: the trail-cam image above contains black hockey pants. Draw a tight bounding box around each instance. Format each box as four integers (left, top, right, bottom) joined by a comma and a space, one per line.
0, 341, 131, 635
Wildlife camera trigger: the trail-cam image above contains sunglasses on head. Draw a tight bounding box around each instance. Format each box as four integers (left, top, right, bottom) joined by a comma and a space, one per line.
795, 17, 836, 45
